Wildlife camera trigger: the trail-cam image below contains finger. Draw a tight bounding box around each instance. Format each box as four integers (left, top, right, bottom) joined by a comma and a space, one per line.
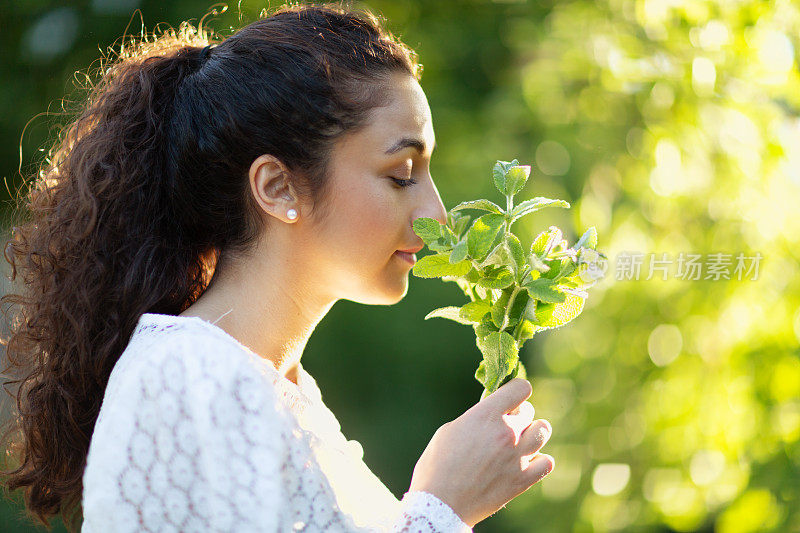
481, 378, 532, 416
517, 418, 551, 457
522, 453, 555, 486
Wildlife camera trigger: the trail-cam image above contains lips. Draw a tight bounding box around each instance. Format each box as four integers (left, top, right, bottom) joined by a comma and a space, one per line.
395, 242, 423, 266
394, 250, 417, 265
397, 244, 424, 254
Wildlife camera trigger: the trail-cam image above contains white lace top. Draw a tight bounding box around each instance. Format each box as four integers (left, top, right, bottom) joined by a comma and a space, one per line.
81, 312, 472, 532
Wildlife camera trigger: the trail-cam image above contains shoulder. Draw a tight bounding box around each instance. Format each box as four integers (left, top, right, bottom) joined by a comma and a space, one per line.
125, 314, 249, 366
84, 319, 296, 531
110, 315, 283, 417
123, 314, 266, 378
93, 316, 295, 466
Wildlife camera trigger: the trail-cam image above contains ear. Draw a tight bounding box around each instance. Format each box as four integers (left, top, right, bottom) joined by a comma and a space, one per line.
248, 154, 302, 223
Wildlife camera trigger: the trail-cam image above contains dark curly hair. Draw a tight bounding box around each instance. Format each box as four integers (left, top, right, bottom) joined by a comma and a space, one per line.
0, 2, 421, 530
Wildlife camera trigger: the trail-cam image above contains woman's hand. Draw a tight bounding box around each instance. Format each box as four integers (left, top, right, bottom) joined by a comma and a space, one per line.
408, 378, 554, 528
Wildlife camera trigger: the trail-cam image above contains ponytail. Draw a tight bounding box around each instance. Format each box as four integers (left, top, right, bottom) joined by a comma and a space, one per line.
0, 24, 218, 533
0, 3, 420, 530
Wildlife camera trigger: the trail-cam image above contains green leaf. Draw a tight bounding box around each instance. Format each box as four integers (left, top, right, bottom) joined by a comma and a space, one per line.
450, 239, 468, 263
500, 360, 528, 389
492, 288, 530, 330
554, 259, 577, 281
477, 266, 515, 289
559, 275, 583, 289
512, 360, 527, 381
464, 267, 482, 283
507, 290, 530, 328
575, 226, 598, 250
560, 286, 589, 298
443, 225, 459, 246
412, 253, 472, 278
537, 226, 564, 257
523, 298, 537, 321
428, 237, 454, 252
509, 197, 570, 225
426, 227, 460, 252
491, 290, 512, 329
521, 268, 540, 286
446, 211, 458, 229
450, 199, 505, 215
475, 314, 499, 339
505, 165, 531, 196
475, 360, 486, 384
544, 226, 567, 255
506, 233, 526, 278
412, 217, 442, 244
479, 239, 512, 269
492, 159, 519, 195
530, 229, 551, 256
460, 300, 491, 322
534, 293, 586, 329
454, 213, 471, 239
466, 214, 505, 261
524, 278, 567, 303
550, 242, 569, 259
487, 225, 507, 262
516, 319, 540, 342
424, 306, 474, 324
528, 253, 551, 273
476, 331, 519, 393
542, 257, 570, 279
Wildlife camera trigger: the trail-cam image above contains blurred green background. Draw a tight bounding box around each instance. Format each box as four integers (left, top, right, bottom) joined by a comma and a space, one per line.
2, 0, 799, 532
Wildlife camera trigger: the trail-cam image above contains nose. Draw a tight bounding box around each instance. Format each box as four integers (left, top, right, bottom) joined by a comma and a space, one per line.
415, 176, 448, 228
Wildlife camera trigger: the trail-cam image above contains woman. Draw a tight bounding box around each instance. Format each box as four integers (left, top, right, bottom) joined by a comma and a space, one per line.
0, 3, 554, 531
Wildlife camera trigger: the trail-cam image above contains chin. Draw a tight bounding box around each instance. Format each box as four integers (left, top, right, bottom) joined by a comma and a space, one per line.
350, 280, 409, 306
385, 286, 409, 304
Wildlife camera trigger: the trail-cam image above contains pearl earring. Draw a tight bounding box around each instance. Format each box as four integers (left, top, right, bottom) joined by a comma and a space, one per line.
287, 208, 298, 220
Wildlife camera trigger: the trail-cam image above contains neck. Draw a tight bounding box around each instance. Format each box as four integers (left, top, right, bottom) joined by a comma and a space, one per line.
179, 239, 336, 382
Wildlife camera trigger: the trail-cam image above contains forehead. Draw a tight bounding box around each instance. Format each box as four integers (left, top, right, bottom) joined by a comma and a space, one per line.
376, 75, 432, 129
338, 75, 435, 157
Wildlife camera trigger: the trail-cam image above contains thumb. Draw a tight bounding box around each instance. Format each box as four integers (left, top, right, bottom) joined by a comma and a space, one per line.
480, 378, 532, 416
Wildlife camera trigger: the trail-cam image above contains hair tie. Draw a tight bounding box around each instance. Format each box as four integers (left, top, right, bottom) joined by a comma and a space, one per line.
199, 45, 214, 60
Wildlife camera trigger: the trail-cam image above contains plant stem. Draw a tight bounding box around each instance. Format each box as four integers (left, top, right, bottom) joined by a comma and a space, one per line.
469, 284, 479, 302
500, 285, 521, 331
504, 194, 513, 237
512, 318, 522, 341
499, 194, 523, 336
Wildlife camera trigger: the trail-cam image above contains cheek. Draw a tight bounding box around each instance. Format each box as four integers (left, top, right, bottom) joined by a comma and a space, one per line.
324, 183, 398, 256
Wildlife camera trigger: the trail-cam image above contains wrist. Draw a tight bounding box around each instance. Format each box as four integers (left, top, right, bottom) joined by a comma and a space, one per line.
403, 490, 474, 529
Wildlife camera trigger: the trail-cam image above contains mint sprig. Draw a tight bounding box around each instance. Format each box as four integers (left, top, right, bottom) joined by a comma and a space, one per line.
412, 159, 606, 399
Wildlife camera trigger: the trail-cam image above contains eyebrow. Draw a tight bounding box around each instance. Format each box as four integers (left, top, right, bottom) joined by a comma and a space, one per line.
384, 137, 436, 156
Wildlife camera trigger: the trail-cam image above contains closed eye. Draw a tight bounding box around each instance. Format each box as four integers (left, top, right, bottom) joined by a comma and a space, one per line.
390, 176, 418, 188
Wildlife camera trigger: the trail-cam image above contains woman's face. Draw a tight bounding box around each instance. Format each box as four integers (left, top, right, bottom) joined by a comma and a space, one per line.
306, 72, 448, 305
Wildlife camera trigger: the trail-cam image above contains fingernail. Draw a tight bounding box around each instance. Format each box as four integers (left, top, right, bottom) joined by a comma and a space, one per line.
534, 454, 555, 477
537, 419, 552, 439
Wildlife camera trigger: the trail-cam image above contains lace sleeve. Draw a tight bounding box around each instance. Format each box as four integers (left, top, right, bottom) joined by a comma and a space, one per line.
81, 337, 293, 531
391, 491, 472, 532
